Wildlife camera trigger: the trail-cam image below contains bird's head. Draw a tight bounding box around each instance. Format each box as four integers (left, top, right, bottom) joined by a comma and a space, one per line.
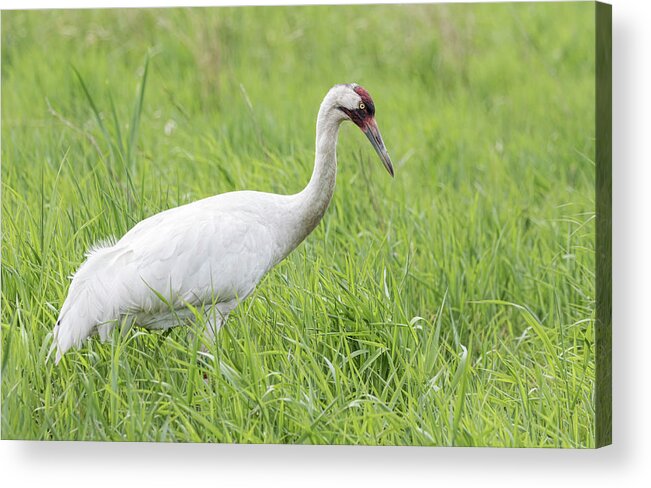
327, 83, 394, 177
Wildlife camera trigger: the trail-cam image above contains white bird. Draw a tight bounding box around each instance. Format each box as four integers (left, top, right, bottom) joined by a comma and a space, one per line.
52, 83, 394, 363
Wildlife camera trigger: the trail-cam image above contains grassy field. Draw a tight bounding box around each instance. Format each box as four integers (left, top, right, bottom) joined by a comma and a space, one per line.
1, 3, 597, 446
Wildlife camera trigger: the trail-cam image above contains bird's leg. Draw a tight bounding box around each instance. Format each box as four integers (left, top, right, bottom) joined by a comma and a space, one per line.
202, 305, 229, 347
197, 305, 230, 381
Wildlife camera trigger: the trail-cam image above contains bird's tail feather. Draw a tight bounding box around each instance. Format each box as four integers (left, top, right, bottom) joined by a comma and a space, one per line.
52, 288, 100, 364
51, 246, 121, 363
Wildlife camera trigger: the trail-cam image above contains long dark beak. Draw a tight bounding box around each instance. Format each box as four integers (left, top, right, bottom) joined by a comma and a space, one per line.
363, 118, 394, 177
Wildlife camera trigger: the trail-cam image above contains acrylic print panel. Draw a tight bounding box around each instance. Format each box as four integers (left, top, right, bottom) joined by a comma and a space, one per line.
1, 2, 611, 447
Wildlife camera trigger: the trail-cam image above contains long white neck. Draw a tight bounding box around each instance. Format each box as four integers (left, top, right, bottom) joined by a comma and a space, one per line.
269, 99, 343, 263
298, 102, 342, 228
282, 98, 342, 249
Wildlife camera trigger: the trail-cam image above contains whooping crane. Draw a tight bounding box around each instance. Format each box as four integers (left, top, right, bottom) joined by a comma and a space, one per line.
52, 83, 394, 363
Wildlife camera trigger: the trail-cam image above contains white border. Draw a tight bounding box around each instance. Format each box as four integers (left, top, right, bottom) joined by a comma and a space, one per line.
1, 0, 605, 9
2, 1, 650, 486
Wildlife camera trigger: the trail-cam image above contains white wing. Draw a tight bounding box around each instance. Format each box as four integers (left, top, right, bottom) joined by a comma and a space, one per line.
53, 192, 279, 363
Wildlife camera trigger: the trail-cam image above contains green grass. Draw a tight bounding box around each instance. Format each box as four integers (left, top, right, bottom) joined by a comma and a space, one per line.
1, 3, 597, 446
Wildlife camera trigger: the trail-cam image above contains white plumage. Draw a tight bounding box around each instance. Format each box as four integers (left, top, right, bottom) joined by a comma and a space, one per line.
52, 83, 394, 363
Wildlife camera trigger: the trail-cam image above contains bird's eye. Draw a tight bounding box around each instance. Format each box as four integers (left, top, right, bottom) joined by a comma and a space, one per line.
359, 102, 366, 110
